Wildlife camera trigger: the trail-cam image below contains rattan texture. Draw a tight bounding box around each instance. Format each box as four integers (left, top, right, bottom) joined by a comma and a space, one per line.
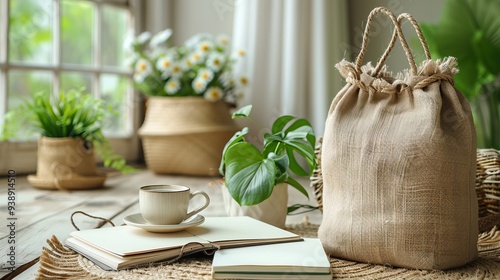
37, 223, 500, 279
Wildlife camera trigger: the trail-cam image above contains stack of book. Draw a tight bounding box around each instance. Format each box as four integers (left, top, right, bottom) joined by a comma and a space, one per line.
65, 216, 331, 279
212, 238, 331, 279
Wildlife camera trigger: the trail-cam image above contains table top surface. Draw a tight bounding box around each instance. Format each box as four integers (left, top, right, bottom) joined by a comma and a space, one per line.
0, 168, 322, 279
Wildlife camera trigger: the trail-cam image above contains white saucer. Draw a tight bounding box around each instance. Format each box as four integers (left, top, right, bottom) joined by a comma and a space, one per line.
123, 213, 205, 233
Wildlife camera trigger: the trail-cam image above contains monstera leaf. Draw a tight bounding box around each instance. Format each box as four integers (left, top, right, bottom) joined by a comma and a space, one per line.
224, 142, 276, 205
219, 105, 316, 206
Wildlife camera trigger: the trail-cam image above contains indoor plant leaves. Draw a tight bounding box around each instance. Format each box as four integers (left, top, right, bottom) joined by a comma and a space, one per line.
224, 142, 276, 205
220, 105, 316, 206
420, 0, 500, 98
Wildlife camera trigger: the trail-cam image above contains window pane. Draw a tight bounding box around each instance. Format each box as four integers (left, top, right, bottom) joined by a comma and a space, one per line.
100, 74, 132, 136
102, 5, 129, 67
7, 71, 52, 139
9, 0, 52, 64
61, 0, 93, 65
60, 72, 92, 94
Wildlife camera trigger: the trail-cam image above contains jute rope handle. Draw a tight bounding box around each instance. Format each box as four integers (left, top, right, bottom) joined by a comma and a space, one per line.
373, 12, 431, 76
70, 211, 116, 231
354, 7, 417, 75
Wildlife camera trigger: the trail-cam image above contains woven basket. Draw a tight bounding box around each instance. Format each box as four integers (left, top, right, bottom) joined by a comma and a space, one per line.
311, 141, 500, 233
138, 97, 238, 176
27, 136, 106, 190
476, 149, 500, 232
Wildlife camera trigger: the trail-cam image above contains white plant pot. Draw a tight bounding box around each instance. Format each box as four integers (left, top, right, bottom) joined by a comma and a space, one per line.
221, 183, 288, 228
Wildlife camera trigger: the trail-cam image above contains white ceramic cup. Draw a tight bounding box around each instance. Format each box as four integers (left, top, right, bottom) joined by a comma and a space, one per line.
139, 185, 210, 225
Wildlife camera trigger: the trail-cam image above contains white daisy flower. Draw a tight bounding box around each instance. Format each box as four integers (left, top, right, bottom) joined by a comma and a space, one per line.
123, 30, 135, 53
217, 34, 229, 46
137, 31, 152, 45
190, 52, 203, 65
185, 33, 213, 49
197, 68, 214, 83
165, 79, 181, 95
156, 56, 173, 71
124, 53, 138, 67
192, 78, 207, 93
170, 63, 183, 78
207, 53, 225, 71
133, 72, 146, 83
150, 28, 173, 49
204, 87, 223, 101
236, 49, 246, 57
198, 41, 214, 55
237, 76, 249, 87
135, 58, 152, 76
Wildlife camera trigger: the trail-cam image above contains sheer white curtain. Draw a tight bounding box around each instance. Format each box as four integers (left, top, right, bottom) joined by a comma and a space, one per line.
232, 0, 349, 136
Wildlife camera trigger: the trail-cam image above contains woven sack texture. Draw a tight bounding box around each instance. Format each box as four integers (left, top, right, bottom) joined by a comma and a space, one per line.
319, 7, 478, 270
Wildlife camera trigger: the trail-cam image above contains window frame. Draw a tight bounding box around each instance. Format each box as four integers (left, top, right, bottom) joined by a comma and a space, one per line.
0, 0, 142, 174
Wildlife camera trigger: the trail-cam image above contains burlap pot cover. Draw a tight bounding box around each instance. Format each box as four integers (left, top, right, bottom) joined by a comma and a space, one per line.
319, 7, 477, 270
27, 136, 106, 190
138, 97, 238, 176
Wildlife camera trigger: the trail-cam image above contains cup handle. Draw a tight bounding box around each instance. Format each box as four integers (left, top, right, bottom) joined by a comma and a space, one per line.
186, 191, 210, 219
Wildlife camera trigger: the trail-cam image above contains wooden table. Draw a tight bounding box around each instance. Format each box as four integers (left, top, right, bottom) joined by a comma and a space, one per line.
0, 169, 322, 279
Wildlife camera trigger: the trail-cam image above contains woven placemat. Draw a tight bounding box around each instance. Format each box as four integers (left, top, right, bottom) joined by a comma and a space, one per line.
36, 223, 500, 280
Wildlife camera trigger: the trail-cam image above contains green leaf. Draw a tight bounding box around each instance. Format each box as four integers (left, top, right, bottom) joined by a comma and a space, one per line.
271, 115, 294, 134
285, 118, 314, 134
231, 105, 252, 119
268, 152, 289, 177
286, 176, 309, 199
419, 0, 500, 99
262, 134, 282, 157
264, 116, 317, 176
224, 142, 276, 206
219, 127, 250, 175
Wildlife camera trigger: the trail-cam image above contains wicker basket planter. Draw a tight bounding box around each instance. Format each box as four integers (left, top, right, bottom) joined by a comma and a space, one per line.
27, 136, 106, 190
138, 97, 238, 176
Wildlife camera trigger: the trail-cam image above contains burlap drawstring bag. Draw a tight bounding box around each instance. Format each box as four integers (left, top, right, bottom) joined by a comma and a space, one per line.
319, 7, 478, 270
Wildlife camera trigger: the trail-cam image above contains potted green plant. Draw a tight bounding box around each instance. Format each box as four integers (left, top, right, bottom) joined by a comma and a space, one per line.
127, 29, 248, 176
2, 89, 134, 190
218, 105, 317, 227
419, 0, 500, 149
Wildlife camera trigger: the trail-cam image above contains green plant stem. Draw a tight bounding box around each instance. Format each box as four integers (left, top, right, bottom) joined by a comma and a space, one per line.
287, 204, 319, 215
274, 142, 281, 154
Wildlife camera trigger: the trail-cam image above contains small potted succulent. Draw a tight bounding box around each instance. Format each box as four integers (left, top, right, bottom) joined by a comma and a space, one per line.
218, 105, 317, 227
2, 89, 134, 190
126, 29, 248, 176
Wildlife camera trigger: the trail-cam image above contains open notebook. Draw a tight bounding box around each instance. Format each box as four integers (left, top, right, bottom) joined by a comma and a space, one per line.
65, 216, 302, 270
